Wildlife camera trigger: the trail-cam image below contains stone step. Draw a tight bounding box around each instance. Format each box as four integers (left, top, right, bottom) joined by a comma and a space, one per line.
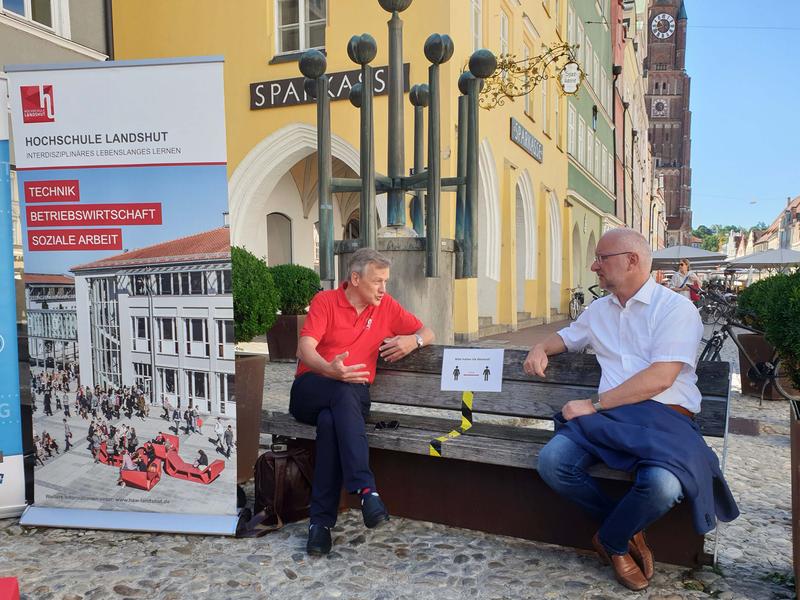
478, 322, 511, 338
517, 317, 544, 330
478, 316, 494, 328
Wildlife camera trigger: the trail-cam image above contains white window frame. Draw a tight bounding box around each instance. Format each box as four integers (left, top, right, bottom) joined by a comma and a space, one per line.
567, 103, 576, 155
577, 116, 586, 165
554, 86, 561, 147
541, 74, 549, 134
576, 21, 585, 68
593, 53, 600, 92
185, 318, 209, 358
567, 6, 575, 47
584, 38, 592, 85
601, 147, 608, 188
275, 0, 327, 56
156, 317, 178, 355
471, 0, 482, 51
607, 151, 614, 191
594, 138, 601, 178
587, 129, 594, 173
131, 316, 150, 350
499, 10, 509, 56
523, 45, 531, 116
1, 0, 70, 37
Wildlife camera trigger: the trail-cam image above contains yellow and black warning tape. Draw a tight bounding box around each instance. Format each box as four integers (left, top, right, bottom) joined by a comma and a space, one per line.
429, 391, 474, 457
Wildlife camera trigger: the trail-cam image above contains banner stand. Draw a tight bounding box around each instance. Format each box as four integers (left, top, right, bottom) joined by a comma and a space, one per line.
0, 76, 27, 519
20, 505, 237, 535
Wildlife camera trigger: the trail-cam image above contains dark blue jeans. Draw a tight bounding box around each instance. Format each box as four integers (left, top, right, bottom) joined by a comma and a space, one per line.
538, 434, 684, 555
289, 372, 375, 528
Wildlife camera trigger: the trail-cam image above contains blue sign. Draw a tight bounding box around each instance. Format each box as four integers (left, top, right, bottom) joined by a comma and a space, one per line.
510, 117, 544, 163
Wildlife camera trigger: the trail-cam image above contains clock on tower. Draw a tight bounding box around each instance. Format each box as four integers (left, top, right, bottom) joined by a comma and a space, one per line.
651, 13, 676, 39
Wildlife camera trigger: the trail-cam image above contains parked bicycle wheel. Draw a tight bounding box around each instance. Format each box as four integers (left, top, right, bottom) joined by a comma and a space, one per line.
772, 359, 800, 402
568, 297, 580, 320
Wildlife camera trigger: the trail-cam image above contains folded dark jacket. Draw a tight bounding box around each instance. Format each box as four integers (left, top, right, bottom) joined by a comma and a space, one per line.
553, 400, 739, 534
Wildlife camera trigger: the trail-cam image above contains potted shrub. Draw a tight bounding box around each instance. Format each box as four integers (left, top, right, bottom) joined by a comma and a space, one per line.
266, 263, 321, 362
231, 246, 279, 483
735, 274, 796, 399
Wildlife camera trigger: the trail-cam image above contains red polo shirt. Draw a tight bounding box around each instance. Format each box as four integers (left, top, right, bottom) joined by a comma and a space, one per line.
295, 282, 423, 383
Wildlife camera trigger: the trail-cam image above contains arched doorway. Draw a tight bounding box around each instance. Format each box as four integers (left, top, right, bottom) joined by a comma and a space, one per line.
515, 170, 535, 310
549, 192, 562, 309
266, 212, 292, 265
478, 139, 500, 321
586, 231, 597, 296
228, 123, 360, 277
571, 222, 582, 289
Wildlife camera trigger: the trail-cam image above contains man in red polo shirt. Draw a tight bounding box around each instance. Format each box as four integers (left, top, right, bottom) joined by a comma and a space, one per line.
290, 247, 435, 555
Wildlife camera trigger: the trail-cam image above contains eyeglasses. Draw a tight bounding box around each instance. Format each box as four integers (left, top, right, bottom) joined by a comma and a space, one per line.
593, 252, 632, 265
374, 420, 399, 431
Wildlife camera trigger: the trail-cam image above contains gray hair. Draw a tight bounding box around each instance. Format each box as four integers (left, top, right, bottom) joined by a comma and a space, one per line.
348, 247, 392, 276
602, 228, 653, 271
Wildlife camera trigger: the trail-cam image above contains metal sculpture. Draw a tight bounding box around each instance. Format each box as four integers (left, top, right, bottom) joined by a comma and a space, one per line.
299, 0, 497, 283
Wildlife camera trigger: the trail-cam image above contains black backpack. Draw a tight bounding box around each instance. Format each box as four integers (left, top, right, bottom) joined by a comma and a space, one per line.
237, 440, 314, 537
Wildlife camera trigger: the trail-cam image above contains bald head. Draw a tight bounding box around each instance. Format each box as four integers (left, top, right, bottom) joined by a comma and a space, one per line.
600, 228, 652, 273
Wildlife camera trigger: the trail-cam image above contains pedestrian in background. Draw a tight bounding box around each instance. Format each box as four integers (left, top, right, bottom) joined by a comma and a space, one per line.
669, 259, 700, 302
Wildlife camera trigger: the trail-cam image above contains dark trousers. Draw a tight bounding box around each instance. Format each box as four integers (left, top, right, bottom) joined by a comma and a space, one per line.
290, 372, 375, 528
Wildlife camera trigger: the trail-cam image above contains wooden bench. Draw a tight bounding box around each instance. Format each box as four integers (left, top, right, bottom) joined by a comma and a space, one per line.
262, 345, 731, 567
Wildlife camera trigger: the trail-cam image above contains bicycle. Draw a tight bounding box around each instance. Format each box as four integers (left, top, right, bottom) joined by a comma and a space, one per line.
697, 288, 800, 403
567, 286, 585, 320
696, 283, 736, 326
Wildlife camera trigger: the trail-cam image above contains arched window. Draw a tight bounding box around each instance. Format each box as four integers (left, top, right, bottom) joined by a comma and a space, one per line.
344, 209, 360, 240
267, 212, 292, 266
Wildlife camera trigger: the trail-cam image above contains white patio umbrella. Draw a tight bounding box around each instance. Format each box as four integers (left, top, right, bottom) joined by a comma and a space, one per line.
650, 245, 728, 270
726, 248, 800, 270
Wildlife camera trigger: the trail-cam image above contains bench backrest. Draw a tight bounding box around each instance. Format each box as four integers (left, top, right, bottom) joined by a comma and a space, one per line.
372, 345, 730, 437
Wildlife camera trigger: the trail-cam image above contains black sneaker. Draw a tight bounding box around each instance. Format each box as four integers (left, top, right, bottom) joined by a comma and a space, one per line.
306, 523, 332, 555
361, 492, 390, 529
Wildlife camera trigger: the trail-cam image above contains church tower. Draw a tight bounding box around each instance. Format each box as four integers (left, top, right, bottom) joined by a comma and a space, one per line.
645, 0, 692, 245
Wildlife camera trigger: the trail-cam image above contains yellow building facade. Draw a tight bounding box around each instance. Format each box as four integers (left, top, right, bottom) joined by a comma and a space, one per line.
112, 0, 571, 340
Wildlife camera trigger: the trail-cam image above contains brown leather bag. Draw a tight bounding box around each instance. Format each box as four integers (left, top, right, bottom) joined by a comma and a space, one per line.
237, 441, 314, 537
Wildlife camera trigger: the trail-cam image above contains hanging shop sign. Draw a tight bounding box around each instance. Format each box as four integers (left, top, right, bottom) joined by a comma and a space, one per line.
558, 61, 583, 95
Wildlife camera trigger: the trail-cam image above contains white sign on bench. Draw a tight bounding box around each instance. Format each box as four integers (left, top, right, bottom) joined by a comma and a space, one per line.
440, 348, 505, 393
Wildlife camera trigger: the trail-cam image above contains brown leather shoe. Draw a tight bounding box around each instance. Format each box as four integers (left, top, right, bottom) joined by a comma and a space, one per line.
629, 531, 654, 580
592, 533, 649, 592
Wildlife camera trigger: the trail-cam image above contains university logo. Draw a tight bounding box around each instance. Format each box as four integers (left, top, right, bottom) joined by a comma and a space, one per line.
20, 85, 55, 123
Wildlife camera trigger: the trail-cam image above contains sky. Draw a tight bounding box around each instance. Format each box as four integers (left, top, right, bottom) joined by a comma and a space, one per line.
18, 164, 230, 276
684, 0, 800, 229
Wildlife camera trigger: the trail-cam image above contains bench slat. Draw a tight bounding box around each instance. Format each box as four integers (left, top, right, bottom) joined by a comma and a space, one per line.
369, 371, 728, 437
382, 347, 731, 397
262, 410, 630, 480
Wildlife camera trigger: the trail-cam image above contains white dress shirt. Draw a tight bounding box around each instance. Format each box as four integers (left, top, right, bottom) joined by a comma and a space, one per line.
557, 277, 704, 413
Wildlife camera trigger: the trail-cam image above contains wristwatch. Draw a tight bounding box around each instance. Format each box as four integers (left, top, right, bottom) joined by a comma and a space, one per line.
589, 393, 603, 412
414, 333, 424, 349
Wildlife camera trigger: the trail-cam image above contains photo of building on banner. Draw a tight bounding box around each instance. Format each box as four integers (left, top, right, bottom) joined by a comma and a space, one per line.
7, 58, 238, 533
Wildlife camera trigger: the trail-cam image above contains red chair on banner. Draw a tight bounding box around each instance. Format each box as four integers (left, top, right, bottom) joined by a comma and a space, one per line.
119, 458, 163, 491
163, 450, 224, 484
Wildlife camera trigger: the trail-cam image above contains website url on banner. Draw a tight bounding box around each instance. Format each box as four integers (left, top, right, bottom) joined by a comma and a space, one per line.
45, 494, 170, 504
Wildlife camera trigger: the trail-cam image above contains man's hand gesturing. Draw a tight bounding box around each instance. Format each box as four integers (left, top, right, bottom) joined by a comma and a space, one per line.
327, 351, 370, 383
523, 345, 549, 378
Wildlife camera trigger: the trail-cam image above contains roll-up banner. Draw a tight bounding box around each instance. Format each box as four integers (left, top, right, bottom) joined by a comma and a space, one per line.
7, 58, 238, 534
0, 76, 27, 519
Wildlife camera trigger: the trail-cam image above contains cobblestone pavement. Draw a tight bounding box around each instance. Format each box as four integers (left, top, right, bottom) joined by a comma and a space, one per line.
0, 328, 795, 599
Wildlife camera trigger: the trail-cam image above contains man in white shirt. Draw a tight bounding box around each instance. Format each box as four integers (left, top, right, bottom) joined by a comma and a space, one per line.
524, 228, 737, 591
